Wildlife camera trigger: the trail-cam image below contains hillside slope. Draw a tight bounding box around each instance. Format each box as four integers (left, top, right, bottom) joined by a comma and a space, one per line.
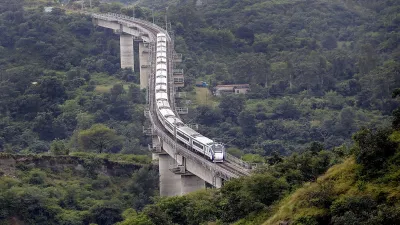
0, 153, 158, 225
262, 156, 400, 224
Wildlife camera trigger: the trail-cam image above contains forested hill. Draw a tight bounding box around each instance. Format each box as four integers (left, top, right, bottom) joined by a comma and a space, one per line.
0, 0, 149, 155
127, 0, 400, 159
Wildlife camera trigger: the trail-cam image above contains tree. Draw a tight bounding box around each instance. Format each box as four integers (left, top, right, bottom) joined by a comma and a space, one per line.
238, 110, 256, 135
116, 208, 153, 225
129, 166, 159, 210
218, 94, 245, 121
308, 142, 324, 154
50, 139, 69, 155
353, 128, 398, 177
230, 53, 270, 86
89, 200, 123, 225
322, 35, 337, 50
273, 99, 300, 119
78, 124, 122, 153
392, 88, 400, 129
195, 105, 222, 125
235, 26, 255, 44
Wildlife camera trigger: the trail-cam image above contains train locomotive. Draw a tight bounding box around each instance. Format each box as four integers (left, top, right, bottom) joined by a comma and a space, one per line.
154, 33, 225, 162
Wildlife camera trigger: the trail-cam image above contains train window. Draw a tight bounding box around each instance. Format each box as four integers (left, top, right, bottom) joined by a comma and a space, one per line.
193, 141, 203, 150
177, 131, 189, 142
166, 123, 172, 131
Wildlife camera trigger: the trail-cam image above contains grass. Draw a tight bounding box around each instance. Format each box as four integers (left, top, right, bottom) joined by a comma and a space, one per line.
194, 87, 218, 107
69, 152, 151, 164
94, 84, 132, 93
260, 158, 358, 225
91, 72, 136, 93
91, 72, 121, 85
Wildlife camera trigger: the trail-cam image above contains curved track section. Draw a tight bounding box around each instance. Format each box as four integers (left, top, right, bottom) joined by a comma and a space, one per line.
91, 13, 251, 180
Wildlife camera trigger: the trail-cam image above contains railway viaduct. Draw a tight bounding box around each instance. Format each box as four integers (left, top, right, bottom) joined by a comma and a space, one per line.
91, 13, 251, 196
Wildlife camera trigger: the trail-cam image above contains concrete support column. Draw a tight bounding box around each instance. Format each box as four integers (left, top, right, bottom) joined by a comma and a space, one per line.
152, 153, 159, 161
139, 42, 150, 89
120, 34, 134, 70
159, 154, 181, 196
181, 175, 205, 195
214, 177, 223, 188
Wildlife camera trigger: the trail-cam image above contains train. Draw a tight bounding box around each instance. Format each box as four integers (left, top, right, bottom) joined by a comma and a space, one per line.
154, 33, 225, 162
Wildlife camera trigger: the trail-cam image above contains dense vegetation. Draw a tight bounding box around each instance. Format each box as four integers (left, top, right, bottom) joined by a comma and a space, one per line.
0, 0, 148, 155
263, 101, 400, 225
114, 91, 400, 225
0, 153, 158, 225
120, 0, 400, 159
1, 0, 400, 224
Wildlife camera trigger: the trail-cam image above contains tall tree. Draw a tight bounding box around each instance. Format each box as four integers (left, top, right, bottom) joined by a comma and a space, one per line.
78, 124, 122, 153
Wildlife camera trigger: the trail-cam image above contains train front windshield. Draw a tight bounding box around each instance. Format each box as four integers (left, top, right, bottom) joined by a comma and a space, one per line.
212, 144, 224, 153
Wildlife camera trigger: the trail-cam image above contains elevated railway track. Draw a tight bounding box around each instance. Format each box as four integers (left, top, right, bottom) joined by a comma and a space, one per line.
91, 13, 251, 184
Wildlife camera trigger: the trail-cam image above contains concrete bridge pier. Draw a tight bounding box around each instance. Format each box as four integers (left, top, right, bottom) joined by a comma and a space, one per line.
159, 153, 182, 196
120, 34, 134, 70
181, 174, 205, 195
139, 41, 150, 89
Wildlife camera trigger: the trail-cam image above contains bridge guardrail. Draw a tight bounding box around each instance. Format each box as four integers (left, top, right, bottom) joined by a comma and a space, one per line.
225, 153, 253, 170
92, 13, 172, 42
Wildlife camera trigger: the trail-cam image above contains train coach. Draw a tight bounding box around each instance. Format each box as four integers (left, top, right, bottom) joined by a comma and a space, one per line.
154, 33, 225, 162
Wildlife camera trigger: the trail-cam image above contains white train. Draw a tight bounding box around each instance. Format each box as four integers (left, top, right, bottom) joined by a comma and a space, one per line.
154, 33, 225, 162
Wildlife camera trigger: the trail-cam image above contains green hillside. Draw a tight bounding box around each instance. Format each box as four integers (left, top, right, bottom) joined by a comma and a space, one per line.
0, 153, 158, 225
0, 0, 148, 155
262, 132, 400, 224
0, 0, 399, 224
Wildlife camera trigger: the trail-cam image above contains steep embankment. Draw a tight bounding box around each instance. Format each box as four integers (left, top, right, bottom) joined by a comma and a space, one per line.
264, 158, 358, 225
0, 153, 144, 177
263, 157, 400, 224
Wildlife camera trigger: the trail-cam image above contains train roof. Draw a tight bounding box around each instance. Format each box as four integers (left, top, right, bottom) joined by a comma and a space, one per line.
155, 77, 167, 83
157, 53, 167, 58
156, 71, 167, 76
159, 108, 175, 117
156, 99, 169, 104
155, 93, 168, 100
157, 47, 167, 52
157, 33, 166, 37
157, 103, 170, 109
165, 116, 183, 126
155, 84, 167, 91
156, 64, 167, 70
177, 126, 200, 137
193, 136, 214, 145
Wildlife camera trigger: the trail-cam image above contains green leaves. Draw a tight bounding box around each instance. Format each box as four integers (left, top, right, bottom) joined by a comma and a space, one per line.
353, 128, 398, 178
78, 124, 122, 153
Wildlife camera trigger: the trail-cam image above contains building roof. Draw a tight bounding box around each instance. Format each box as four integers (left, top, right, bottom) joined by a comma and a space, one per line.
44, 7, 53, 13
215, 84, 250, 88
